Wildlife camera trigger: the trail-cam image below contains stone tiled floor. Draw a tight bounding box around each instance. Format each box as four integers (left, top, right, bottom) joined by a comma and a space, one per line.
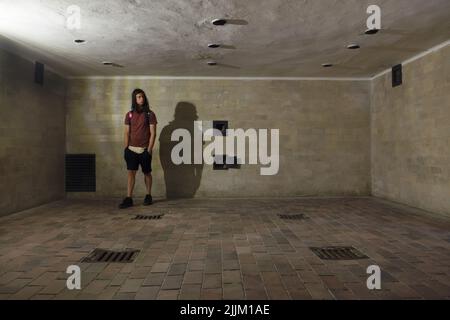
0, 197, 449, 300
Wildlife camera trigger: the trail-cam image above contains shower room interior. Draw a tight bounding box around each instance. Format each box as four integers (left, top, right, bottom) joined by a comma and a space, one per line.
0, 0, 449, 300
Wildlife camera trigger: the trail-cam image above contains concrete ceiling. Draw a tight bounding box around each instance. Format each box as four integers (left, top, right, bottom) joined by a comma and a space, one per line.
0, 0, 449, 78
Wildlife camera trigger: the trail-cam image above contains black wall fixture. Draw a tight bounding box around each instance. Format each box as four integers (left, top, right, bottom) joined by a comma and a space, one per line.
213, 155, 240, 170
213, 155, 228, 170
213, 120, 228, 136
65, 154, 96, 192
212, 120, 241, 170
392, 64, 402, 87
34, 61, 44, 85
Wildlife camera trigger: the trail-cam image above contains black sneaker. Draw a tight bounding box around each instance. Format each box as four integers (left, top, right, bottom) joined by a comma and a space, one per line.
119, 197, 133, 209
144, 194, 153, 206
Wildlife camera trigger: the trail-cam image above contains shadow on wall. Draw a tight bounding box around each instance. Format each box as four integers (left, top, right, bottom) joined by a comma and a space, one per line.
159, 102, 203, 199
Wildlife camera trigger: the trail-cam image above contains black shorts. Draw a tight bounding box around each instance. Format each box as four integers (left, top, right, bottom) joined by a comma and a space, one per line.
124, 147, 152, 174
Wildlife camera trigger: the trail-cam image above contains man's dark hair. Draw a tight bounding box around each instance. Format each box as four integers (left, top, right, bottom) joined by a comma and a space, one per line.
131, 88, 150, 112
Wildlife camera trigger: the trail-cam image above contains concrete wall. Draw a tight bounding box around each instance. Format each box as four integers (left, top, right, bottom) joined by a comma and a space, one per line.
66, 79, 371, 199
0, 48, 66, 216
371, 45, 450, 217
3, 41, 448, 218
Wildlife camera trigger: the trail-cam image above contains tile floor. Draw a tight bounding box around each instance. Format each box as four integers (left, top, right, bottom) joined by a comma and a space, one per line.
0, 197, 449, 300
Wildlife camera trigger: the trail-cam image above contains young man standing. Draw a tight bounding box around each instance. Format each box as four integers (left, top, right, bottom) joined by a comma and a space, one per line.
119, 88, 157, 209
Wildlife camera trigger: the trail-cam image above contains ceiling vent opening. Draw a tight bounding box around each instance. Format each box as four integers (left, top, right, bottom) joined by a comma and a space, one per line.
347, 44, 360, 49
212, 18, 227, 26
365, 28, 379, 35
102, 61, 124, 68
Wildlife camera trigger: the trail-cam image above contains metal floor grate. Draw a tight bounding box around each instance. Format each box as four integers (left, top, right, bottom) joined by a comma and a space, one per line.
81, 248, 140, 263
310, 246, 368, 260
132, 214, 164, 220
278, 214, 308, 220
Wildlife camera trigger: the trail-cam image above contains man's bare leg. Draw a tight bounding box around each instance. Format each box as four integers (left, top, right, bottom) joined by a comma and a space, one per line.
143, 173, 153, 205
144, 173, 152, 195
127, 170, 137, 197
119, 170, 137, 208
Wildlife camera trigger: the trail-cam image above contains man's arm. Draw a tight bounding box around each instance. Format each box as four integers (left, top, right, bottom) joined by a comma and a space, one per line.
148, 124, 157, 153
124, 125, 130, 148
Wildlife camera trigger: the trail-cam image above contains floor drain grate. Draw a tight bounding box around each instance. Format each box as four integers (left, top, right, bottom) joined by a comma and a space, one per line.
132, 214, 163, 220
310, 246, 368, 260
81, 248, 140, 263
278, 214, 308, 220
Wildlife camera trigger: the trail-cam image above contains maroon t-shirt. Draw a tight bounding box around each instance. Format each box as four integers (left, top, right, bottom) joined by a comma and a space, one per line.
124, 109, 158, 148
